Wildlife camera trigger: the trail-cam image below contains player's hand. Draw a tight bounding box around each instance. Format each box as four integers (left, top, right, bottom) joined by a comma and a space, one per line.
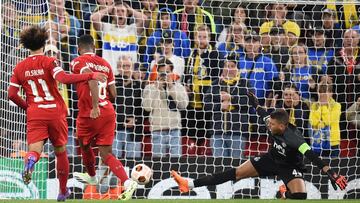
327, 169, 347, 190
91, 72, 107, 82
90, 107, 101, 119
247, 91, 259, 108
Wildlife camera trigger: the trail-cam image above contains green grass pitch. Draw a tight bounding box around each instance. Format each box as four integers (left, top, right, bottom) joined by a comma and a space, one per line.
0, 200, 359, 203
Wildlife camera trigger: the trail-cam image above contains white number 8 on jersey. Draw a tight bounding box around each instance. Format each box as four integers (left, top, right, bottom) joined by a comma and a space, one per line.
89, 80, 107, 100
98, 80, 107, 100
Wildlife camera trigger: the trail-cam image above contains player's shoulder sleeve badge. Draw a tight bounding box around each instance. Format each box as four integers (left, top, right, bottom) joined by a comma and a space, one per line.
70, 60, 80, 68
70, 60, 80, 72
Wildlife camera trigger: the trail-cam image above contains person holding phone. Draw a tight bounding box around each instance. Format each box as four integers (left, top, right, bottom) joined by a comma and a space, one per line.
142, 58, 189, 157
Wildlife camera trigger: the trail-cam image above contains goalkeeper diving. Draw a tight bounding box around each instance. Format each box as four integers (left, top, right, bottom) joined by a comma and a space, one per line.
172, 91, 347, 199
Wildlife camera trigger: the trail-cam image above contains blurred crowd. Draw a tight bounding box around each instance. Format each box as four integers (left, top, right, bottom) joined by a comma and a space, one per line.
2, 0, 360, 158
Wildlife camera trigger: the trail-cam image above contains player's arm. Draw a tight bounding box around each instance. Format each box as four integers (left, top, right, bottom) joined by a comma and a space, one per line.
8, 85, 27, 110
53, 67, 106, 84
298, 142, 347, 190
108, 83, 116, 103
52, 60, 106, 84
247, 91, 270, 120
8, 70, 27, 110
82, 68, 101, 119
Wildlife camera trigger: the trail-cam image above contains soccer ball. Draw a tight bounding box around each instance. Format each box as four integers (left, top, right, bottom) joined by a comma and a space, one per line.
131, 164, 153, 185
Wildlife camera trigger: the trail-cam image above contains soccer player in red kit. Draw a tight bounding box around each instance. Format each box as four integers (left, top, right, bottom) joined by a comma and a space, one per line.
71, 35, 138, 200
7, 26, 106, 202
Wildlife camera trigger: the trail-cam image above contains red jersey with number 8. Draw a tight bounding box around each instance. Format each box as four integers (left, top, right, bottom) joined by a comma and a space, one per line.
71, 53, 115, 118
9, 54, 67, 121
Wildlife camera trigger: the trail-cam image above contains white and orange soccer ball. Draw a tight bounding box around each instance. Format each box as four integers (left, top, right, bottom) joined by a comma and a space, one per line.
131, 164, 153, 185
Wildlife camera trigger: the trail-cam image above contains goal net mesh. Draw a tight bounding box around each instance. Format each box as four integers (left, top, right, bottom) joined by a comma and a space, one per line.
0, 0, 359, 200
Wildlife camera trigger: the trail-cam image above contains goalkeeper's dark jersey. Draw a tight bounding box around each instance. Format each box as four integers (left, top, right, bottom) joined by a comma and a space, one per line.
266, 119, 308, 169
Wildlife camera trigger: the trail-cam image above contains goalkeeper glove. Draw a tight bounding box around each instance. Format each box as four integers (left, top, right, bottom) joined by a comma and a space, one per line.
326, 169, 347, 190
247, 91, 259, 109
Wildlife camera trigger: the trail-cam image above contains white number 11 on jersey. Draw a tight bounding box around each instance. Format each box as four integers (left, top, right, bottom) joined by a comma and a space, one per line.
28, 79, 54, 102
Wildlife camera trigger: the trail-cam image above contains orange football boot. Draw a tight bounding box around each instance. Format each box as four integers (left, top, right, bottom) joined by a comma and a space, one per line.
171, 170, 189, 193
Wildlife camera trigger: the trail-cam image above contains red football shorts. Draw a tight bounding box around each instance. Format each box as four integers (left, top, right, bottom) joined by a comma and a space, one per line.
27, 117, 68, 147
76, 114, 116, 146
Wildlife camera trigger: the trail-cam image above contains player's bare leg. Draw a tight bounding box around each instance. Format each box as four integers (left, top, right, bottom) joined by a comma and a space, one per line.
172, 160, 259, 193
23, 141, 43, 184
279, 178, 307, 199
98, 145, 138, 200
54, 145, 70, 202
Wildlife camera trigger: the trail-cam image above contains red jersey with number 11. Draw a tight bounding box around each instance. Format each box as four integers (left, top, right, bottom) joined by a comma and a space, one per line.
71, 53, 115, 118
9, 54, 67, 121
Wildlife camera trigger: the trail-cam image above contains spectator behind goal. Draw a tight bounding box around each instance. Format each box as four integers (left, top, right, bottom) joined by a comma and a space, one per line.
204, 53, 249, 157
307, 28, 334, 74
238, 32, 279, 105
265, 26, 289, 73
217, 21, 246, 59
91, 1, 146, 74
114, 55, 143, 158
142, 58, 189, 157
327, 29, 360, 111
346, 96, 360, 156
183, 24, 222, 144
45, 0, 81, 61
174, 0, 217, 47
144, 7, 190, 67
321, 8, 342, 50
149, 37, 185, 82
1, 2, 19, 59
283, 44, 322, 100
268, 84, 311, 144
259, 4, 300, 51
309, 81, 341, 157
217, 4, 248, 47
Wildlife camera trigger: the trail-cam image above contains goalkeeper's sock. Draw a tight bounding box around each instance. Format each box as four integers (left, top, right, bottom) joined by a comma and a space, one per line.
55, 150, 69, 195
80, 147, 96, 177
103, 154, 129, 184
193, 168, 236, 188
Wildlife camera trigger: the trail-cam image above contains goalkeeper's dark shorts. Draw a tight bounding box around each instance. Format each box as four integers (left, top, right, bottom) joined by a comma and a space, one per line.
250, 153, 304, 185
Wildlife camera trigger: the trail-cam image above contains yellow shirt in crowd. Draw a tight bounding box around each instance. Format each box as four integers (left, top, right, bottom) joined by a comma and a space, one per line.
309, 98, 341, 146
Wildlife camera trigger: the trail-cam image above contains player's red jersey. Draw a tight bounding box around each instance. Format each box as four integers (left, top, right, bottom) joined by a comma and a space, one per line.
71, 53, 115, 118
9, 54, 67, 121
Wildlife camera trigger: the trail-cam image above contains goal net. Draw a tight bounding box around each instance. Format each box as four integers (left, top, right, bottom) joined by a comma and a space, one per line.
0, 0, 359, 200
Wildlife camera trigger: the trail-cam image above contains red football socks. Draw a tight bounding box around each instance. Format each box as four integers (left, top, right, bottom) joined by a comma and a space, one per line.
24, 151, 40, 164
80, 147, 96, 177
55, 150, 69, 194
103, 154, 128, 183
